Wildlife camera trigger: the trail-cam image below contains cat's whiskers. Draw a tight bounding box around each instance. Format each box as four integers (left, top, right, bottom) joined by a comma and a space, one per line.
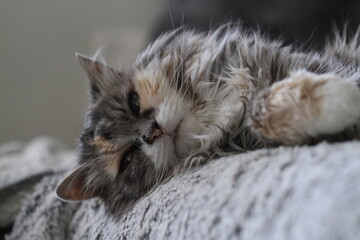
180, 71, 193, 99
166, 1, 175, 31
169, 47, 193, 87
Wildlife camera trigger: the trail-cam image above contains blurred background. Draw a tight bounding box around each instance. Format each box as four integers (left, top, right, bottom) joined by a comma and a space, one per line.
1, 0, 359, 146
0, 0, 159, 146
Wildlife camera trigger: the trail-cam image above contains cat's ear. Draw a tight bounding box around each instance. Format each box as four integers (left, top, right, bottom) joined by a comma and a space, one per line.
56, 166, 99, 201
76, 53, 116, 99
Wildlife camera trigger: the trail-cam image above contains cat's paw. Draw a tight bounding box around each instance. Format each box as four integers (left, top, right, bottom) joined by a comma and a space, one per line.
249, 70, 360, 144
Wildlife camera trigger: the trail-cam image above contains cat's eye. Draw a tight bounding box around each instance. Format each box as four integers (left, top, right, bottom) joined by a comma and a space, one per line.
128, 91, 140, 116
119, 147, 136, 173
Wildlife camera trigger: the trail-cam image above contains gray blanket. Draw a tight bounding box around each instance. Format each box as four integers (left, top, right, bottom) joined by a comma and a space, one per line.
1, 138, 360, 240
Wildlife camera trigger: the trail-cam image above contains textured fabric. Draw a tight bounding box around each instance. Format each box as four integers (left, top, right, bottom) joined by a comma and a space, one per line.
0, 137, 75, 228
3, 139, 360, 239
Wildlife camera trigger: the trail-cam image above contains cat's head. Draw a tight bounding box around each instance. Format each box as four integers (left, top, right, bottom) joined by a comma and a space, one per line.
56, 43, 203, 213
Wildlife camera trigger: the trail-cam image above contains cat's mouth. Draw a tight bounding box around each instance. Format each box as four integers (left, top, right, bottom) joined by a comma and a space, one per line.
155, 118, 184, 158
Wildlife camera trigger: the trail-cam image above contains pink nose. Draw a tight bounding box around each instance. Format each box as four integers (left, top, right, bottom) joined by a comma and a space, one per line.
142, 128, 163, 144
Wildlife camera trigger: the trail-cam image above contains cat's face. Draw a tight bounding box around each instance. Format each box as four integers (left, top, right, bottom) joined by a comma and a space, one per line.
56, 53, 203, 212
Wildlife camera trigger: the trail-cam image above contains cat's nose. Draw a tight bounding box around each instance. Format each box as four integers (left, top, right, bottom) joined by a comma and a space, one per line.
142, 121, 163, 145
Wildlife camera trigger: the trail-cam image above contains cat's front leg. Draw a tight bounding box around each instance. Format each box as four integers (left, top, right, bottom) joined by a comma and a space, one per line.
249, 70, 360, 145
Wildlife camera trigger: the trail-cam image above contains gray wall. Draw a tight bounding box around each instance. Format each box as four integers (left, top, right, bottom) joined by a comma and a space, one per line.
0, 0, 159, 146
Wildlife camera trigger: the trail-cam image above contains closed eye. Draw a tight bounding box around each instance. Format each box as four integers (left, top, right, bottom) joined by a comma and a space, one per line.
128, 91, 140, 117
119, 146, 137, 173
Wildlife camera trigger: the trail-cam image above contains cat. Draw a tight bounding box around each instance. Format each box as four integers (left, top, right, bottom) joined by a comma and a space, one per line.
56, 24, 360, 216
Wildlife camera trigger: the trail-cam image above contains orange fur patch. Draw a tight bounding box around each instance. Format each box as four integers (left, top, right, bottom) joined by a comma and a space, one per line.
93, 136, 116, 152
92, 136, 132, 178
134, 75, 164, 112
251, 74, 327, 144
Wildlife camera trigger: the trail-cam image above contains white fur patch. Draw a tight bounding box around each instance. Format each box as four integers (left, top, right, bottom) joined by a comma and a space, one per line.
308, 73, 360, 135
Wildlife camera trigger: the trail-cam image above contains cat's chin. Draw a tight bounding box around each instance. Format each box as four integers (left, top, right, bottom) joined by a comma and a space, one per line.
145, 119, 192, 170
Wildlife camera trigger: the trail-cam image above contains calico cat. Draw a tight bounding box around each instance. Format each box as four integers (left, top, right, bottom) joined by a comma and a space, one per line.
56, 25, 360, 216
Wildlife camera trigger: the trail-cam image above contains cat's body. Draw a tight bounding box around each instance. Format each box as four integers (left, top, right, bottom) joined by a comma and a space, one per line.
56, 25, 360, 216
